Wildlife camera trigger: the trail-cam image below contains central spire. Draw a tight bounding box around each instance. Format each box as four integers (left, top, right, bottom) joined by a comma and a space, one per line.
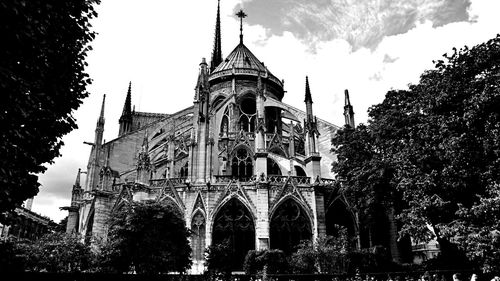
210, 0, 222, 72
236, 9, 247, 44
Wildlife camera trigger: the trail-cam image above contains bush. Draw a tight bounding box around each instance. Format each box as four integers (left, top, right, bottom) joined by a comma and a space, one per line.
243, 249, 288, 275
0, 239, 26, 272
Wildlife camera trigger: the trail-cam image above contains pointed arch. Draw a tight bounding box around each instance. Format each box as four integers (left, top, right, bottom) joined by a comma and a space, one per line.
325, 198, 358, 246
230, 146, 253, 181
191, 210, 206, 261
211, 197, 256, 270
270, 196, 313, 254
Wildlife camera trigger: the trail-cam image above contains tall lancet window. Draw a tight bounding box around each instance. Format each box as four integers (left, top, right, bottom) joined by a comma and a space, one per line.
191, 212, 206, 261
238, 95, 256, 132
231, 148, 253, 181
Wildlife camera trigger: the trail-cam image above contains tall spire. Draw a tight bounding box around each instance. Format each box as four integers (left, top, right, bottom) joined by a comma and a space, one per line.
304, 76, 313, 103
122, 82, 132, 117
74, 168, 81, 188
119, 82, 133, 136
210, 0, 222, 72
98, 94, 106, 126
236, 9, 247, 44
344, 89, 355, 128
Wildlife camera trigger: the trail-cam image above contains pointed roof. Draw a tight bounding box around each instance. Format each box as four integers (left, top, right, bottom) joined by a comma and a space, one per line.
304, 76, 312, 103
210, 0, 222, 72
344, 89, 351, 106
74, 168, 81, 188
97, 94, 106, 126
213, 43, 268, 74
121, 82, 132, 117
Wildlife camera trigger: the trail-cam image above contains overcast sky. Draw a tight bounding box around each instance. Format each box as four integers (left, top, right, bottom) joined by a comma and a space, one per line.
33, 0, 500, 222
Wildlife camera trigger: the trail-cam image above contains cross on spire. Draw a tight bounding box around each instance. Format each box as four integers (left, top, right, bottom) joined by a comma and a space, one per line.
236, 9, 247, 44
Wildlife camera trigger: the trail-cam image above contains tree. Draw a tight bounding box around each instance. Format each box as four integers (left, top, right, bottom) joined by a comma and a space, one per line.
332, 35, 500, 271
331, 125, 401, 258
18, 232, 94, 272
0, 1, 99, 220
289, 230, 390, 274
100, 201, 192, 274
205, 239, 234, 280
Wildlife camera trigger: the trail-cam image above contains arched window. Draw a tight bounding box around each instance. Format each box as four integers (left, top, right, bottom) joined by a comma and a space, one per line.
212, 198, 255, 270
270, 199, 312, 254
220, 115, 229, 137
179, 162, 188, 178
231, 148, 253, 181
267, 158, 282, 176
326, 200, 357, 247
191, 212, 206, 261
238, 95, 256, 132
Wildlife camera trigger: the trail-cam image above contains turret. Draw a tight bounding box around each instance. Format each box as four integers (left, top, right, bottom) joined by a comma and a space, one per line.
344, 89, 355, 128
118, 82, 133, 136
304, 76, 313, 120
95, 94, 106, 146
254, 72, 268, 176
86, 94, 106, 191
303, 76, 321, 181
136, 131, 152, 185
63, 168, 83, 234
192, 58, 210, 183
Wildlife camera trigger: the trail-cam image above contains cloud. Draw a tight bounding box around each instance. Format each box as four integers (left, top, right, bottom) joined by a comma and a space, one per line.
238, 0, 472, 50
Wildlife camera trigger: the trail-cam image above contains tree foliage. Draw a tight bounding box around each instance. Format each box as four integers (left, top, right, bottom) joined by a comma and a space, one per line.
332, 35, 500, 271
99, 201, 192, 274
289, 230, 393, 274
18, 232, 94, 272
0, 0, 99, 219
243, 249, 288, 275
205, 239, 234, 279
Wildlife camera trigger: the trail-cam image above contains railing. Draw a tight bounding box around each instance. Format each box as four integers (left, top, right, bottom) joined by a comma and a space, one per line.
170, 177, 187, 185
267, 175, 288, 184
149, 179, 168, 187
319, 178, 336, 185
291, 176, 311, 185
214, 175, 233, 183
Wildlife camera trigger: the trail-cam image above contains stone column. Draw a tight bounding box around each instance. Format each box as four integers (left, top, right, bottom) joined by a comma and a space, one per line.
256, 181, 270, 250
91, 191, 113, 242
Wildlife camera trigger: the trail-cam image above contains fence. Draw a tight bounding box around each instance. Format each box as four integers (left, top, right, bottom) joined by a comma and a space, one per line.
5, 271, 498, 281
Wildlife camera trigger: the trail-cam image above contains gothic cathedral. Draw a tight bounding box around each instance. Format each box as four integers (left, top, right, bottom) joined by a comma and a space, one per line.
64, 2, 366, 273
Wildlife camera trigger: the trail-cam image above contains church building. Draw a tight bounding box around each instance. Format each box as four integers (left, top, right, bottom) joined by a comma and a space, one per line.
63, 2, 399, 273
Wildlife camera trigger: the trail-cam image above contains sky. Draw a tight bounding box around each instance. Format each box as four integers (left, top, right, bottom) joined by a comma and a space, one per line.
33, 0, 500, 222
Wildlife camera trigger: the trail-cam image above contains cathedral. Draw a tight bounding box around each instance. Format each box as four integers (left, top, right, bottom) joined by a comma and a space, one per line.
63, 2, 398, 273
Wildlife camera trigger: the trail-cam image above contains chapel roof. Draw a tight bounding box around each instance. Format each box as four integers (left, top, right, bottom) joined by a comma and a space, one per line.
208, 42, 283, 88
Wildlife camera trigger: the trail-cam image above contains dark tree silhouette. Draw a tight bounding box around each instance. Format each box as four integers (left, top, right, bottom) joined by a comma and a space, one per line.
100, 201, 192, 274
0, 1, 99, 220
332, 35, 500, 271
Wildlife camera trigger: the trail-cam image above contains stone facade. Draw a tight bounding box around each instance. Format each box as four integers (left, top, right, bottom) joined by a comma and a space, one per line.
63, 3, 401, 273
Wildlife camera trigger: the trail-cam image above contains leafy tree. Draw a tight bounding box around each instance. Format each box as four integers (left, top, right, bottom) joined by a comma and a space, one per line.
333, 35, 500, 271
331, 125, 401, 259
0, 1, 99, 220
205, 239, 234, 280
100, 201, 192, 274
17, 232, 94, 272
